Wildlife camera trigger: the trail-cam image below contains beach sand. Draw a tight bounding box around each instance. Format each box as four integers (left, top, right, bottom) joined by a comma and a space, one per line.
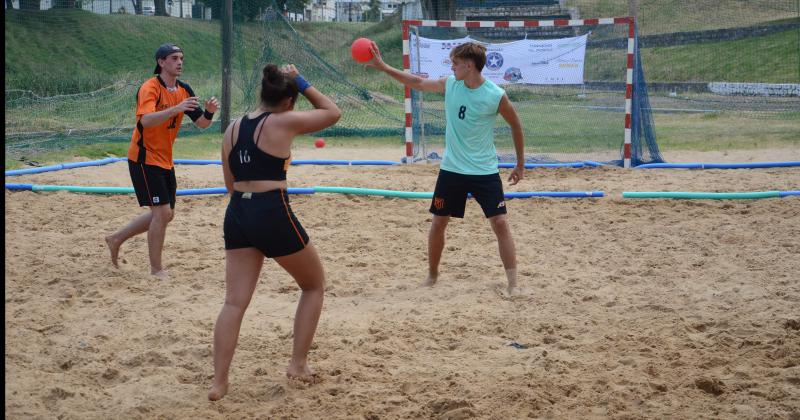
5, 146, 800, 419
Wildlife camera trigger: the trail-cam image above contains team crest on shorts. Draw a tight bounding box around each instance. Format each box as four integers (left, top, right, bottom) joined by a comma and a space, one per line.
153, 196, 160, 204
433, 197, 445, 210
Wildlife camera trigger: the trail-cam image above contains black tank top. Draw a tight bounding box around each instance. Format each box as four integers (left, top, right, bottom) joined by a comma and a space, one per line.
228, 112, 290, 182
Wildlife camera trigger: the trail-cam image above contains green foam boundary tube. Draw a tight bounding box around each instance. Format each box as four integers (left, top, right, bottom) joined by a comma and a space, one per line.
313, 186, 432, 199
622, 191, 781, 199
31, 185, 135, 194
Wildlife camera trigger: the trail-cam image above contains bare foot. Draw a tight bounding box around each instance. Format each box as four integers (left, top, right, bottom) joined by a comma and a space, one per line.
105, 235, 121, 268
506, 286, 523, 296
286, 363, 320, 384
152, 269, 170, 280
421, 274, 437, 287
208, 382, 229, 401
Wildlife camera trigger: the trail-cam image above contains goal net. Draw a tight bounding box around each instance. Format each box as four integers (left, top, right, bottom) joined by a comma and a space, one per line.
403, 17, 663, 167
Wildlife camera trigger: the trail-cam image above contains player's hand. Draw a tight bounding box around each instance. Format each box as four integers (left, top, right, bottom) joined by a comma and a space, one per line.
175, 96, 200, 113
281, 64, 300, 79
204, 96, 219, 114
364, 42, 388, 71
508, 165, 524, 186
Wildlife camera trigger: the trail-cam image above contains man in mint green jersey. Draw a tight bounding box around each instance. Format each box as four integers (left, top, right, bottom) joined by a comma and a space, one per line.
366, 41, 526, 295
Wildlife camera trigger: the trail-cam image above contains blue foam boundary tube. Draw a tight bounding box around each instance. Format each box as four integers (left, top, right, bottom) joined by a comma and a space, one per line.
173, 159, 221, 165
779, 191, 800, 197
5, 164, 68, 176
5, 184, 318, 195
505, 191, 605, 198
5, 159, 610, 176
8, 158, 799, 177
176, 187, 228, 196
635, 161, 800, 169
61, 157, 120, 169
291, 159, 399, 165
623, 191, 782, 199
5, 183, 33, 190
499, 162, 585, 168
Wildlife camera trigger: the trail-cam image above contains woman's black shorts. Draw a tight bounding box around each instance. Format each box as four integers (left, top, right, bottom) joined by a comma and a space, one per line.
223, 190, 309, 258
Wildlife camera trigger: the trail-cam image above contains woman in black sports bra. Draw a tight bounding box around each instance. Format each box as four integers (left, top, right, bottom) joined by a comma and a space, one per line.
209, 64, 340, 401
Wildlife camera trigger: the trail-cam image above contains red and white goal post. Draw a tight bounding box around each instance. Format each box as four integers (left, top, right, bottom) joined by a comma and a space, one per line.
401, 17, 637, 168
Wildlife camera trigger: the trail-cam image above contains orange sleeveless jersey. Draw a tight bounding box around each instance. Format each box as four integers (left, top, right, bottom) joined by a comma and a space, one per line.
128, 76, 195, 169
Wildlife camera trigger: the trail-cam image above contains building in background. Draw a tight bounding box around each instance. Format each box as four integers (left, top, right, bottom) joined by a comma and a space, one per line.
309, 0, 336, 22
334, 0, 365, 22
5, 0, 211, 19
331, 0, 404, 22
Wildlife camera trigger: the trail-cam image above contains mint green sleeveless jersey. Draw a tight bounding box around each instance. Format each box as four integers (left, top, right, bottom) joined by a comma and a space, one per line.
440, 75, 505, 175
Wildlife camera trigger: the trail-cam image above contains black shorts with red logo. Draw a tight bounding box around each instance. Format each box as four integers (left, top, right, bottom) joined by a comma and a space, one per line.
128, 160, 177, 209
430, 169, 507, 218
224, 190, 309, 258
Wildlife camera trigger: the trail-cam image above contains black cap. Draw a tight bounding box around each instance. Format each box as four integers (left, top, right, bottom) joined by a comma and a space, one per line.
153, 43, 183, 74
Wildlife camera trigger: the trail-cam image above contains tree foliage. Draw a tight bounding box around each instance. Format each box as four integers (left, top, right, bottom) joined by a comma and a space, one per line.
363, 0, 381, 22
155, 0, 168, 16
421, 0, 456, 19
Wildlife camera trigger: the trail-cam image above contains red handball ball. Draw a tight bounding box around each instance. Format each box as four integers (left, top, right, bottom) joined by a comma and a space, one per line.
351, 38, 374, 63
314, 138, 326, 148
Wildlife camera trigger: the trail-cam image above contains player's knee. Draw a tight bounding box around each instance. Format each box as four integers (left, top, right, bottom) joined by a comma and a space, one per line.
223, 297, 250, 314
490, 215, 509, 232
430, 216, 449, 232
299, 275, 325, 293
151, 206, 173, 224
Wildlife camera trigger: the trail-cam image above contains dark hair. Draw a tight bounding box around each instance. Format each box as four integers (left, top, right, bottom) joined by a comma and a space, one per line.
450, 42, 487, 72
260, 64, 299, 107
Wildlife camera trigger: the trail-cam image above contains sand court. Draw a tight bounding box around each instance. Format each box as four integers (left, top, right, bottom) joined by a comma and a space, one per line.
5, 146, 800, 418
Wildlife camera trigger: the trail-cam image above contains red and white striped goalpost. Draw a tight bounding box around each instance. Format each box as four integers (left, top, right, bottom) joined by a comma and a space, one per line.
402, 17, 636, 168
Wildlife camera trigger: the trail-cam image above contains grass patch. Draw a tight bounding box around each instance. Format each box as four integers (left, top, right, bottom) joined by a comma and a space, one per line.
654, 111, 800, 151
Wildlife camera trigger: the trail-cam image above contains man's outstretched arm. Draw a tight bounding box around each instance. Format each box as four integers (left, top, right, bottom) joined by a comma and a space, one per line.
364, 42, 446, 93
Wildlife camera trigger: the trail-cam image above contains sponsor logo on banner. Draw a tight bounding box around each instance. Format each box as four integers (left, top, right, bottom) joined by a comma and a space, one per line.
504, 67, 523, 82
486, 52, 504, 70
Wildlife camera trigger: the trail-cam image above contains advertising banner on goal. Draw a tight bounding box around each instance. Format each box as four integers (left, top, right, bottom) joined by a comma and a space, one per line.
409, 33, 588, 85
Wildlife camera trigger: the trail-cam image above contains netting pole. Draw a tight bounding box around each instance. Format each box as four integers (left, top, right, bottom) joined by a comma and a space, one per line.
402, 20, 413, 162
412, 25, 426, 162
622, 16, 634, 168
221, 0, 233, 133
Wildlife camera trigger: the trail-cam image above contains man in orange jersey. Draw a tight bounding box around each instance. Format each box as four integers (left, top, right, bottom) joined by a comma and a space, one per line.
106, 43, 219, 279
